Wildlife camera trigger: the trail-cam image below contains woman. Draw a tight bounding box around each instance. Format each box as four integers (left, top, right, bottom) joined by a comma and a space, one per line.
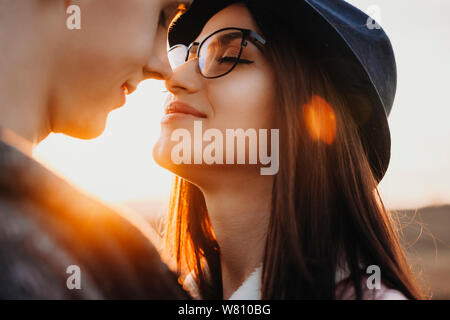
153, 0, 425, 299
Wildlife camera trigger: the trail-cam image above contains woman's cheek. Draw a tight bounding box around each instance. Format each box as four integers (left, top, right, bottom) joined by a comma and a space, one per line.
209, 69, 275, 129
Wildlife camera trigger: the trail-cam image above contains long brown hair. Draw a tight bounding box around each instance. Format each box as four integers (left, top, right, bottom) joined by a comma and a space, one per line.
163, 2, 424, 299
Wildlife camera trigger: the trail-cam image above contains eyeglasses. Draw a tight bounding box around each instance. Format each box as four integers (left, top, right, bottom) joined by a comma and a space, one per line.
168, 27, 266, 79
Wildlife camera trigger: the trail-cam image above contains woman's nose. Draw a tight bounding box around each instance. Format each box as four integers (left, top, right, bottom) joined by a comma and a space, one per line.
165, 58, 202, 95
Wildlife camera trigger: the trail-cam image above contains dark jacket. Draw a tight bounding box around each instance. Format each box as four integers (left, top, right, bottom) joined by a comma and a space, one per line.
0, 136, 189, 299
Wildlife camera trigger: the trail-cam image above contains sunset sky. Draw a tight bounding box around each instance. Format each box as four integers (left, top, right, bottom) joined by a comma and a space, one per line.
33, 0, 450, 212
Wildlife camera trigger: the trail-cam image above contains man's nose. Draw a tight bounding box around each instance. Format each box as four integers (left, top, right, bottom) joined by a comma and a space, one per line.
143, 53, 173, 81
143, 31, 173, 81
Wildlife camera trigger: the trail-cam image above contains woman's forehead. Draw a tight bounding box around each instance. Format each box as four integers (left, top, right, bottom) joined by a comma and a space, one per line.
194, 3, 258, 42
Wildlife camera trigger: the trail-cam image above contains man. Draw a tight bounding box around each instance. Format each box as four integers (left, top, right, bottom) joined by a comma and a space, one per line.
0, 0, 191, 299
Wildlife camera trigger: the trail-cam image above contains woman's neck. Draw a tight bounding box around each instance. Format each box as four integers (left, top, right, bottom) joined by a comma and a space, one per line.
201, 171, 273, 299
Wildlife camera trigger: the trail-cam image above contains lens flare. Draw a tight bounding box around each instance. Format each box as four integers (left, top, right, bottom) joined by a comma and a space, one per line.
303, 95, 337, 145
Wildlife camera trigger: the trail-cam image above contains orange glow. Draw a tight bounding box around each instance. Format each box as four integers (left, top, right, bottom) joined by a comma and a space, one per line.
303, 95, 337, 145
177, 3, 188, 14
33, 80, 173, 206
169, 4, 188, 29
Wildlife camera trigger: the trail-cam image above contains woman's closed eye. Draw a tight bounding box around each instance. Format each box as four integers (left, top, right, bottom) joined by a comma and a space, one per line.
217, 56, 254, 64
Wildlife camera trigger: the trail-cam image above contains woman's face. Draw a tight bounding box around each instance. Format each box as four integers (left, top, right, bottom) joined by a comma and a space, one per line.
51, 0, 185, 139
153, 3, 276, 186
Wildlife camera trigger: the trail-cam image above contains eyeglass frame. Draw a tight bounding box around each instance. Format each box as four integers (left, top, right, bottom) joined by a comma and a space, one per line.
167, 27, 267, 79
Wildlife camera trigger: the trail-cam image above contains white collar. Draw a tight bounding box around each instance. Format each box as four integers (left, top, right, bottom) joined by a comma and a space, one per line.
228, 266, 263, 300
183, 263, 350, 300
228, 264, 350, 300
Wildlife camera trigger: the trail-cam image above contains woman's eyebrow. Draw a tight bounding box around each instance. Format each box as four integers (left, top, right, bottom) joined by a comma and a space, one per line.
195, 30, 242, 45
217, 31, 242, 45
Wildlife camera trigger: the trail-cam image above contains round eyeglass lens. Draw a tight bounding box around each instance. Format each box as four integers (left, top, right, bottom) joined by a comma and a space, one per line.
198, 29, 244, 78
168, 45, 188, 71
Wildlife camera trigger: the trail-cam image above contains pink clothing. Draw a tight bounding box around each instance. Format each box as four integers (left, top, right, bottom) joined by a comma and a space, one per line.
183, 265, 408, 300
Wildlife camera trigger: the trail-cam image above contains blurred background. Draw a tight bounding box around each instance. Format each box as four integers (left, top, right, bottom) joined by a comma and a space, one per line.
33, 0, 450, 299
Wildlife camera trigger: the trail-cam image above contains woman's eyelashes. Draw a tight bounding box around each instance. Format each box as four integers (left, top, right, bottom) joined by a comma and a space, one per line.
217, 57, 254, 64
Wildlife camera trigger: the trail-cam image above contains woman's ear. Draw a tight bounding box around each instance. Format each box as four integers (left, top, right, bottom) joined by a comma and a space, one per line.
303, 95, 337, 145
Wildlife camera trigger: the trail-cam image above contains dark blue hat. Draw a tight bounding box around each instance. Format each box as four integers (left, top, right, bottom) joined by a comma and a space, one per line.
169, 0, 397, 184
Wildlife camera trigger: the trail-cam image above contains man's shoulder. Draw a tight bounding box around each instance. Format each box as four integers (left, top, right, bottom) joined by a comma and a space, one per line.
0, 137, 143, 250
0, 137, 152, 243
0, 138, 189, 299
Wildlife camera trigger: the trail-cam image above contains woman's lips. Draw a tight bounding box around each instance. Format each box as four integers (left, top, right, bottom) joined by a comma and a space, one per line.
162, 101, 207, 123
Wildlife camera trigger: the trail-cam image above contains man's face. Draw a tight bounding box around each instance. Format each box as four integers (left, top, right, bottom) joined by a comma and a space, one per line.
50, 0, 189, 139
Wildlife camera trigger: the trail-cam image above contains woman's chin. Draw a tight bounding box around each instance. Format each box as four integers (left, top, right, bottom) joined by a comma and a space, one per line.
152, 142, 207, 188
152, 141, 186, 175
